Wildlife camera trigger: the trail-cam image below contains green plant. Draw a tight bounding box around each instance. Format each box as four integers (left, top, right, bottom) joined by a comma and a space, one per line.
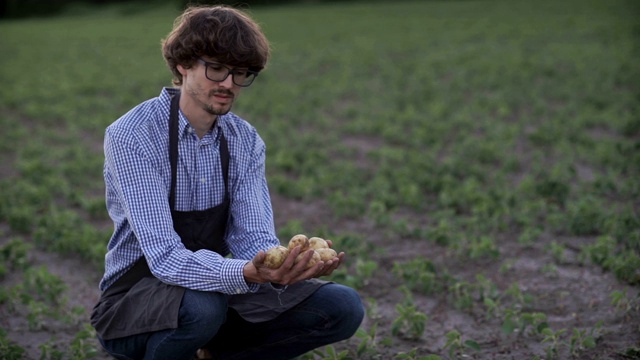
391, 289, 428, 340
502, 282, 534, 308
450, 281, 474, 312
566, 196, 605, 236
38, 340, 65, 360
546, 241, 567, 264
0, 329, 25, 360
466, 235, 500, 259
395, 348, 441, 360
533, 174, 570, 207
426, 218, 452, 246
308, 345, 350, 360
392, 258, 442, 295
610, 289, 640, 313
501, 309, 548, 336
567, 322, 602, 357
332, 258, 378, 290
580, 235, 616, 267
23, 266, 68, 306
27, 300, 51, 331
541, 327, 567, 359
475, 274, 500, 304
611, 254, 640, 285
442, 330, 480, 360
483, 296, 502, 319
354, 259, 378, 287
517, 227, 543, 247
0, 237, 32, 274
68, 324, 100, 360
353, 322, 392, 359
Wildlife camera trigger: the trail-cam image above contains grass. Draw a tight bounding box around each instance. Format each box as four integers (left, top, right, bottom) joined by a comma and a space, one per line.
0, 0, 638, 358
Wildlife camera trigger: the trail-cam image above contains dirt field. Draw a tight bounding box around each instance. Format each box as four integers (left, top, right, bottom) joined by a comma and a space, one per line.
2, 190, 639, 359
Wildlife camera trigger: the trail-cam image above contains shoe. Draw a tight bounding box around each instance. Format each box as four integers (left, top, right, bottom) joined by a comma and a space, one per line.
195, 348, 213, 360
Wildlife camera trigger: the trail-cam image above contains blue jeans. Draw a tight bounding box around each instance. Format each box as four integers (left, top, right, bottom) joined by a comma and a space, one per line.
99, 283, 364, 360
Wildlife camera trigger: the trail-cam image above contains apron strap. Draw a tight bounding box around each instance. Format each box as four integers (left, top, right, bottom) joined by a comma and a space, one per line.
168, 92, 231, 210
169, 93, 180, 210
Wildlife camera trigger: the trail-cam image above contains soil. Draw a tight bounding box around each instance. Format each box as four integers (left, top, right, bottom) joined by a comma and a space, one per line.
1, 192, 639, 359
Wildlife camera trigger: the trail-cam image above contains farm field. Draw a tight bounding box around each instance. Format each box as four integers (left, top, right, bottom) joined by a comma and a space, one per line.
0, 0, 639, 359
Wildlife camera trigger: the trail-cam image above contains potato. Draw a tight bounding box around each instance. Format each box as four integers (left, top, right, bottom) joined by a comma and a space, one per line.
308, 237, 328, 250
295, 250, 321, 269
264, 245, 289, 269
316, 248, 337, 261
288, 234, 309, 251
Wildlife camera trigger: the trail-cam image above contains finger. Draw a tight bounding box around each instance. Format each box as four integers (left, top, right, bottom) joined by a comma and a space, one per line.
315, 262, 331, 277
282, 246, 301, 269
325, 258, 339, 274
253, 250, 266, 266
305, 260, 326, 279
292, 249, 316, 273
321, 253, 342, 270
323, 254, 342, 275
285, 262, 321, 285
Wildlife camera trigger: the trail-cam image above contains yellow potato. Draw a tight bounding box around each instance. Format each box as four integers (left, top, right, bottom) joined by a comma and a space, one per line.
264, 245, 289, 269
316, 248, 338, 261
288, 234, 309, 251
295, 250, 321, 269
308, 237, 328, 250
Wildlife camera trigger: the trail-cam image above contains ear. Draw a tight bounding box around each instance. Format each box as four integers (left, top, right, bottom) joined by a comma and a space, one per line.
177, 64, 188, 76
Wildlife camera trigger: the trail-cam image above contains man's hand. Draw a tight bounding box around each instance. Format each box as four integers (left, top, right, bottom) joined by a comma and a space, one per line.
315, 239, 343, 277
244, 240, 344, 285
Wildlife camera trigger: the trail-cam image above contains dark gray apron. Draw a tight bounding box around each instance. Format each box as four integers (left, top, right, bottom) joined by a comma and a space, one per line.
91, 92, 325, 341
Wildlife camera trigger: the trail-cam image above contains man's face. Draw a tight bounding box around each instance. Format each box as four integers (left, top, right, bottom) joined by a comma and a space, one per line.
178, 57, 246, 117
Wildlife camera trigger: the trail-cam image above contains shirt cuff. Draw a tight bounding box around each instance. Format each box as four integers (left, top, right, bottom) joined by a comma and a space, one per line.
222, 259, 259, 294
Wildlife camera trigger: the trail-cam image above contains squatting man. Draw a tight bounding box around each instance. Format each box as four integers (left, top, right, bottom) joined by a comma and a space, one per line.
90, 4, 364, 360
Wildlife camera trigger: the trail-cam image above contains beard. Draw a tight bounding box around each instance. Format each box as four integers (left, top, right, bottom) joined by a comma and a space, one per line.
203, 89, 235, 116
204, 104, 230, 116
184, 85, 236, 116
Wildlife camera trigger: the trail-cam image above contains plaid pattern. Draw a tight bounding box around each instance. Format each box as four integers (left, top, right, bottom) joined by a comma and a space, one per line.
99, 87, 279, 294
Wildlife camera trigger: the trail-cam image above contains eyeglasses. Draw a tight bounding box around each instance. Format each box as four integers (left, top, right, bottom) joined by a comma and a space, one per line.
196, 58, 258, 87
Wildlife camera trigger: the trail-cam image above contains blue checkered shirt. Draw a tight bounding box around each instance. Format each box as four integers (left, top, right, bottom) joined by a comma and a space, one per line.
99, 87, 279, 294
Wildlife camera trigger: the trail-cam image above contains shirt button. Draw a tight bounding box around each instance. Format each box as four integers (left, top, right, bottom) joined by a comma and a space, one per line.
236, 288, 242, 294
200, 178, 206, 183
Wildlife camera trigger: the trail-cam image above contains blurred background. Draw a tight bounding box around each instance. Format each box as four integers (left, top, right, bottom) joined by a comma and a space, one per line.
0, 0, 638, 358
1, 0, 367, 19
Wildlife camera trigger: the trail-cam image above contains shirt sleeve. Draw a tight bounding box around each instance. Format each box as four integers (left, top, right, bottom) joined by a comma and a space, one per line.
104, 125, 252, 294
225, 131, 281, 264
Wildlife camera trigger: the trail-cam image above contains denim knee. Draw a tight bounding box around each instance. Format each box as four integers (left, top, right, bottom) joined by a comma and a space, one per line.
336, 286, 365, 336
179, 290, 228, 341
315, 284, 365, 339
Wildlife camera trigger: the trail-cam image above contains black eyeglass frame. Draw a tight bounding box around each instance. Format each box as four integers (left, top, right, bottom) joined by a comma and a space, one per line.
196, 58, 259, 87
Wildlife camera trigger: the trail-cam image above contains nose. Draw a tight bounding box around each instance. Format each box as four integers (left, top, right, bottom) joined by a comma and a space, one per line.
219, 73, 235, 88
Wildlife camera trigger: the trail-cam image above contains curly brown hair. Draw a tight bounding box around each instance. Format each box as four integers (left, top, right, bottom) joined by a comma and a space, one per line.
162, 5, 271, 86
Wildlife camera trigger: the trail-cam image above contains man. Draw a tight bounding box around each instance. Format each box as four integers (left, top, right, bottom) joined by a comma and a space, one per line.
90, 5, 364, 360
